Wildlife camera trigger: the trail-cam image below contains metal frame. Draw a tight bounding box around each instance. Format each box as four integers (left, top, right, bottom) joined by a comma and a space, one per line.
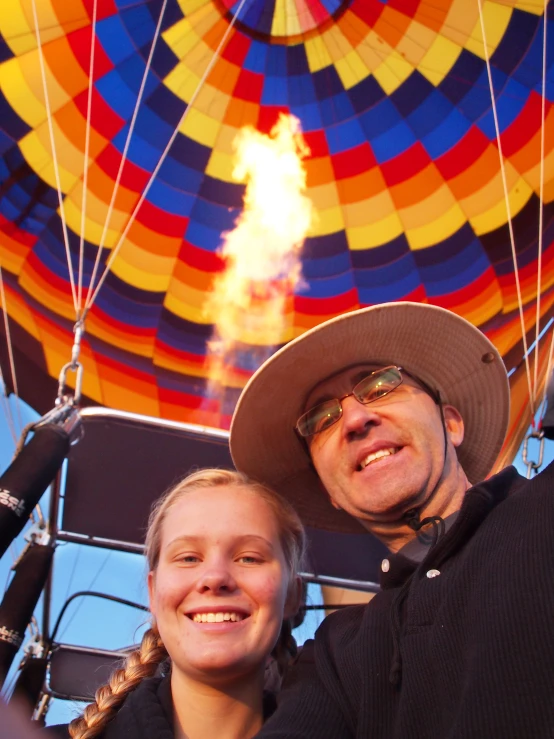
44, 644, 131, 702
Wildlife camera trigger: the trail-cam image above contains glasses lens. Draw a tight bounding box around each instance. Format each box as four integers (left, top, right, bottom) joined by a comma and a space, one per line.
297, 399, 342, 437
353, 366, 402, 405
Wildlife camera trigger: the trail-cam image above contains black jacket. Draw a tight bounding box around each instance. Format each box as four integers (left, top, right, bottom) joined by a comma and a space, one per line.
45, 676, 278, 737
46, 676, 174, 739
258, 464, 554, 738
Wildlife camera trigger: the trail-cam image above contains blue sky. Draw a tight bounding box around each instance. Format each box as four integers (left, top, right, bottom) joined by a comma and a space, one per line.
0, 392, 552, 726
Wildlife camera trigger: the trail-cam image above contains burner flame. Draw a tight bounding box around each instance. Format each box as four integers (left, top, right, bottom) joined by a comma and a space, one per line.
205, 114, 313, 417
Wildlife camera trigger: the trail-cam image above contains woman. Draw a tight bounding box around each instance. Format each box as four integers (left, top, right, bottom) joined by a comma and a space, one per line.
47, 468, 305, 739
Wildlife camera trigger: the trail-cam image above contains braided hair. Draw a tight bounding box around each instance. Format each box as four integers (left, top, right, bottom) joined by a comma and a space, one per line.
68, 626, 167, 739
67, 469, 306, 739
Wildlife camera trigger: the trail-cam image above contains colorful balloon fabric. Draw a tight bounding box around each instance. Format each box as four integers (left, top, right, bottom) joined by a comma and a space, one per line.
0, 0, 553, 447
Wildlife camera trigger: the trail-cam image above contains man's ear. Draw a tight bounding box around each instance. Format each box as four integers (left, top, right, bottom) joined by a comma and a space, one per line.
147, 570, 156, 618
443, 405, 465, 448
284, 575, 303, 620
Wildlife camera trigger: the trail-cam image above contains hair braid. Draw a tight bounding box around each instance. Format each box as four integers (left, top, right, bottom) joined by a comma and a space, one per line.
273, 619, 298, 677
263, 619, 298, 694
68, 627, 168, 739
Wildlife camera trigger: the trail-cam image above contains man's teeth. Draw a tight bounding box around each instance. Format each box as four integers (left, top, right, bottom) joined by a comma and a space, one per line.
191, 612, 245, 623
360, 448, 399, 469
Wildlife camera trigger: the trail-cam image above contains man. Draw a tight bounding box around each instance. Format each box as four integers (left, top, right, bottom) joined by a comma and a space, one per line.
230, 302, 554, 738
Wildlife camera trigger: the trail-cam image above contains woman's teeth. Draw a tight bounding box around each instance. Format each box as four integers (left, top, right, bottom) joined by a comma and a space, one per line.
360, 447, 399, 469
191, 612, 245, 623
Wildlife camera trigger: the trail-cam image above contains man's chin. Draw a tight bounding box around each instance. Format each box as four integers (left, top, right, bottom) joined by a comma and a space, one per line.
353, 495, 427, 528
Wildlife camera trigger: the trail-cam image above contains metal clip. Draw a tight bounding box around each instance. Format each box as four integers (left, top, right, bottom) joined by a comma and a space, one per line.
10, 524, 52, 570
21, 630, 44, 662
54, 319, 85, 406
25, 520, 52, 548
57, 360, 83, 406
34, 399, 83, 446
34, 693, 52, 722
71, 320, 84, 368
522, 429, 545, 479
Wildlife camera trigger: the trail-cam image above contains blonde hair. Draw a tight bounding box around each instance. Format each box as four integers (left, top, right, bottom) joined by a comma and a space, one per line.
69, 468, 306, 739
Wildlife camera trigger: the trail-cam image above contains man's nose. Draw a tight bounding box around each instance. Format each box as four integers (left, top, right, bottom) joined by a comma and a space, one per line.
195, 561, 238, 594
340, 394, 381, 439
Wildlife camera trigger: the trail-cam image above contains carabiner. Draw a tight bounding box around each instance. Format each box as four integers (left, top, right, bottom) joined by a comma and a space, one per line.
57, 360, 83, 406
522, 430, 545, 478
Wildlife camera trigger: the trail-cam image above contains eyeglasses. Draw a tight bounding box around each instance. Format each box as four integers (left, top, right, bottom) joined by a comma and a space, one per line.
296, 366, 404, 438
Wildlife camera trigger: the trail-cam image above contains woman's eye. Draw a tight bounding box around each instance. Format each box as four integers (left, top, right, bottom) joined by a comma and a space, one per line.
180, 554, 200, 563
238, 555, 262, 564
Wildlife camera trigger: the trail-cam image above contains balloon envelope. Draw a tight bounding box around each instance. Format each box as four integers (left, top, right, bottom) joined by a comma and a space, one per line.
0, 0, 553, 440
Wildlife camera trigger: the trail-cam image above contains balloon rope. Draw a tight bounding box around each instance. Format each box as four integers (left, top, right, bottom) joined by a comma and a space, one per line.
476, 0, 535, 414
30, 0, 79, 316
84, 0, 170, 315
77, 0, 99, 315
0, 264, 23, 438
533, 1, 548, 406
0, 285, 18, 446
57, 549, 113, 643
83, 0, 253, 318
0, 367, 17, 446
538, 325, 554, 421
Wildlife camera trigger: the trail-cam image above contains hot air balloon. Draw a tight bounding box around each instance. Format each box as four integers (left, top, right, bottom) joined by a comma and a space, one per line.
0, 0, 553, 720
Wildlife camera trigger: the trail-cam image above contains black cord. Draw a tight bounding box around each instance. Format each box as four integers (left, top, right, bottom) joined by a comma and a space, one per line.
49, 590, 148, 644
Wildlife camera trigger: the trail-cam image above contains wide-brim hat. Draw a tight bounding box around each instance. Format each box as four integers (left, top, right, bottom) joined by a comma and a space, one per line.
230, 302, 510, 534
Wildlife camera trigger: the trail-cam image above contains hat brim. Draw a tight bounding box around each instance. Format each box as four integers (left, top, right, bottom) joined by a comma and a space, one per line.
230, 302, 510, 534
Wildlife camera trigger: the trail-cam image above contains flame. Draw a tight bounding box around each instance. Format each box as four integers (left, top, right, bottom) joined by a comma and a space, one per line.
205, 113, 313, 416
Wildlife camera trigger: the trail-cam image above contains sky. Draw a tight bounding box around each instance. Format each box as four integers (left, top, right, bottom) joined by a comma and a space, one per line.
0, 391, 552, 727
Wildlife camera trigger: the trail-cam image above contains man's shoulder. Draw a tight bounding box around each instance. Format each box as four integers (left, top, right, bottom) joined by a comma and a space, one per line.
526, 456, 554, 487
489, 459, 554, 507
312, 592, 394, 652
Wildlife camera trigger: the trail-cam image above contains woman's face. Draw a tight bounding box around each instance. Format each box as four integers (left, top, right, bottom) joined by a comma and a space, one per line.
148, 485, 296, 686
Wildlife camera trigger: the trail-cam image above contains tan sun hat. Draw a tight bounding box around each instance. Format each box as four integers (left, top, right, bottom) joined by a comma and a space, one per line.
230, 302, 510, 534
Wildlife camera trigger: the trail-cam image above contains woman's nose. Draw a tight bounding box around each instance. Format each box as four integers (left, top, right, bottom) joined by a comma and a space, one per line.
195, 562, 238, 593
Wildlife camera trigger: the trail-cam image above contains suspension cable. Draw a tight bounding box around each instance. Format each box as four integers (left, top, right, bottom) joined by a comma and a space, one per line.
82, 0, 252, 318
77, 0, 98, 315
476, 0, 535, 414
62, 545, 82, 613
538, 325, 554, 421
0, 371, 17, 446
0, 264, 23, 435
84, 0, 169, 315
533, 0, 548, 403
57, 549, 113, 642
30, 0, 79, 317
0, 264, 17, 445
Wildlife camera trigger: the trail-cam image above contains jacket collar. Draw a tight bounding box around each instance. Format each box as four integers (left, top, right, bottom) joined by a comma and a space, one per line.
104, 676, 173, 739
380, 465, 525, 589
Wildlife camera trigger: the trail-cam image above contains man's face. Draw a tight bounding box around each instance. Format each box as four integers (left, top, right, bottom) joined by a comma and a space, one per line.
304, 365, 464, 528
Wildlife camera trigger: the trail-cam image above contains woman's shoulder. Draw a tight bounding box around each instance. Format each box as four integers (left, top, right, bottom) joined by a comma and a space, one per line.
42, 724, 70, 738
41, 676, 171, 739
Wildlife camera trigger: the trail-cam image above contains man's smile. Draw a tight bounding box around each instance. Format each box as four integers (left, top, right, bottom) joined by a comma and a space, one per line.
358, 447, 401, 470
